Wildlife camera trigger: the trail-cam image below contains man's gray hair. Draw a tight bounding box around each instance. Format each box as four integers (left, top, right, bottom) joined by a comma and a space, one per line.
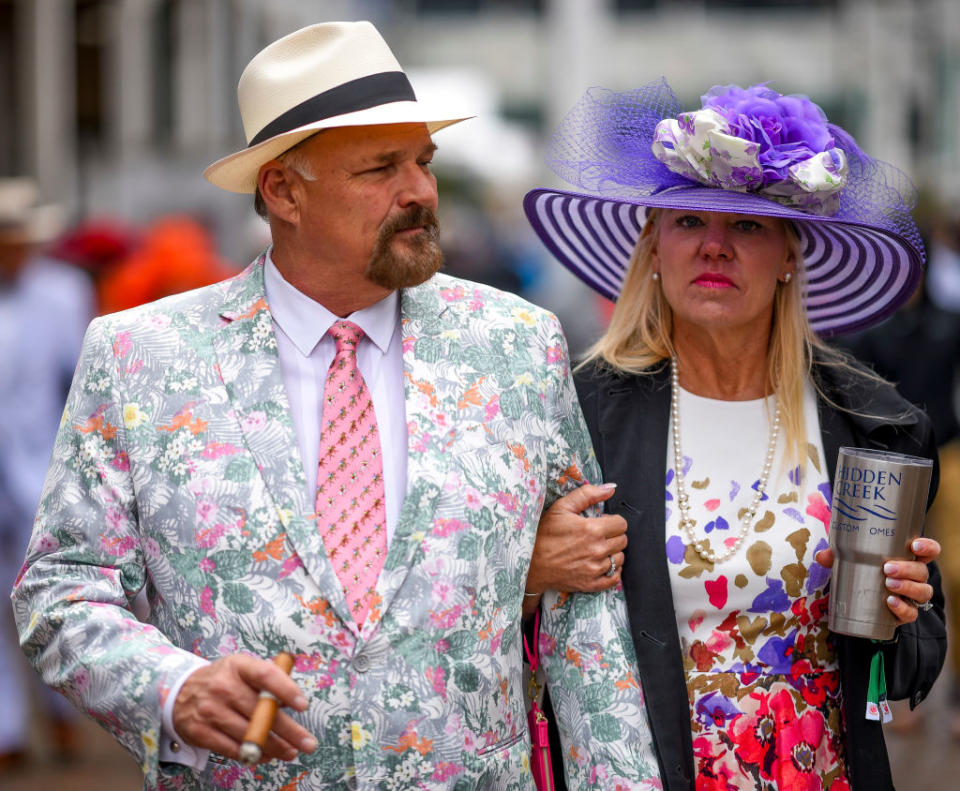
253, 135, 319, 221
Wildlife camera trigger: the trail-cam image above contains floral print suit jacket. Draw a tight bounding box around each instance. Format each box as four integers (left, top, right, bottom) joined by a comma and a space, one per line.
12, 258, 659, 790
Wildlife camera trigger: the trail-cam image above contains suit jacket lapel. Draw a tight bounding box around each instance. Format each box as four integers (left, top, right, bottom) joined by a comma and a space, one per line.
365, 280, 455, 636
212, 258, 354, 625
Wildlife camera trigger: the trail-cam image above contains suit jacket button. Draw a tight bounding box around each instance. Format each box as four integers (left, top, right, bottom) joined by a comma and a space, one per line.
353, 653, 371, 673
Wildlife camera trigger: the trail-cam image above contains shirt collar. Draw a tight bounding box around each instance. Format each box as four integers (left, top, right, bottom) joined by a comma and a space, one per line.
263, 252, 399, 356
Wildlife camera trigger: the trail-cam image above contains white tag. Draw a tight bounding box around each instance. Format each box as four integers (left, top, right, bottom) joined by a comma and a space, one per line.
880, 699, 893, 723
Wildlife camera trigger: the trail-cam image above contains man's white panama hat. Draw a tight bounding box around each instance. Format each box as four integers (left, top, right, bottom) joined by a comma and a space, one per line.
204, 21, 471, 194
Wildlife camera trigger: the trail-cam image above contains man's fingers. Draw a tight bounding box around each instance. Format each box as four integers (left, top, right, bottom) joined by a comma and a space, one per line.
552, 483, 618, 515
236, 656, 307, 712
261, 711, 317, 761
268, 709, 318, 756
187, 723, 244, 761
191, 704, 258, 757
174, 655, 315, 762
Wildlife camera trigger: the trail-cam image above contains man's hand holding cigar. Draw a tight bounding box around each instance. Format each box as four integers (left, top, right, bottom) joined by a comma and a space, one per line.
173, 653, 318, 764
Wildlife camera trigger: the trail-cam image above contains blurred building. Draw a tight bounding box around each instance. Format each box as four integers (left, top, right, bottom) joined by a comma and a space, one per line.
1, 0, 959, 266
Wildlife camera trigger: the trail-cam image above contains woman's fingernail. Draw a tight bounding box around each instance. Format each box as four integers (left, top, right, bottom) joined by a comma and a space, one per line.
912, 540, 924, 553
885, 577, 901, 590
887, 595, 900, 608
883, 562, 899, 575
599, 482, 617, 490
301, 737, 318, 752
294, 695, 308, 710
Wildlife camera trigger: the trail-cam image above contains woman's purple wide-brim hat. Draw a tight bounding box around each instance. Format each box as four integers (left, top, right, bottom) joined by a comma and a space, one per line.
523, 78, 925, 336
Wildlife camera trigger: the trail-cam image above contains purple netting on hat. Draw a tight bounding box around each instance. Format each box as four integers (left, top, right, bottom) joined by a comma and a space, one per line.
826, 125, 923, 259
548, 78, 690, 197
545, 77, 924, 263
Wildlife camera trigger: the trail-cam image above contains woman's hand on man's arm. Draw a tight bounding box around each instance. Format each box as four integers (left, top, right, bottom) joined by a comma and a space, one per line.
523, 483, 628, 617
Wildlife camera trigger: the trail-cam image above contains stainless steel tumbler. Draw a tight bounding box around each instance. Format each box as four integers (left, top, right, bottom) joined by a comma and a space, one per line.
828, 447, 933, 640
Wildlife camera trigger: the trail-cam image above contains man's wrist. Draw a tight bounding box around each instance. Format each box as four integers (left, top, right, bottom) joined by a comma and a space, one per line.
160, 661, 211, 769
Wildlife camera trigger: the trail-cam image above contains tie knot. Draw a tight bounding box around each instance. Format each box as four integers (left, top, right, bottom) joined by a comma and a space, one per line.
329, 320, 365, 354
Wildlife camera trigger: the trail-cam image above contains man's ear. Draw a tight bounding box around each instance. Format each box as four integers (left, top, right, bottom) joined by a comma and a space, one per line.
257, 162, 300, 225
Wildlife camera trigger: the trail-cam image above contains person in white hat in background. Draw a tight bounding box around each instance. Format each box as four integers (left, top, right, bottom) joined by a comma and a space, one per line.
12, 21, 658, 790
0, 179, 92, 773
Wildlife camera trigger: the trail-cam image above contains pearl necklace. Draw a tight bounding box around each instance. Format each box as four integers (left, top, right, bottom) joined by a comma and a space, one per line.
670, 357, 781, 564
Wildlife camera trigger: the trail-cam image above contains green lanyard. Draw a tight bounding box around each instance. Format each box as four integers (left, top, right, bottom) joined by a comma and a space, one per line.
865, 647, 892, 722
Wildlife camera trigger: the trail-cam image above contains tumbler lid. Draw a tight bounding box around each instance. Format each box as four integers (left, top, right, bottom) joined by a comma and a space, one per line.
838, 446, 933, 467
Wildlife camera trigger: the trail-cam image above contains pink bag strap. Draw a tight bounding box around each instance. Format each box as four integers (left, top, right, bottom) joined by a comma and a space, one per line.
523, 609, 543, 701
523, 609, 540, 671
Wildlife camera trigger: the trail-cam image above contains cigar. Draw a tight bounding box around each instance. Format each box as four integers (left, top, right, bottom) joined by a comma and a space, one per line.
238, 651, 295, 766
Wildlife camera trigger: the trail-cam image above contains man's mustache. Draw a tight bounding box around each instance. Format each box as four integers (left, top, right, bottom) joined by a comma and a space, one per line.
379, 207, 440, 241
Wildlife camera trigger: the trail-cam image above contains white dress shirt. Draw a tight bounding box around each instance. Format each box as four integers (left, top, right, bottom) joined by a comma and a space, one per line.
159, 255, 408, 768
263, 255, 408, 539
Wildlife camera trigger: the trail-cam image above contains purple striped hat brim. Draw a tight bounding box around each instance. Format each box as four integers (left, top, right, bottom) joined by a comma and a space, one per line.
523, 185, 924, 336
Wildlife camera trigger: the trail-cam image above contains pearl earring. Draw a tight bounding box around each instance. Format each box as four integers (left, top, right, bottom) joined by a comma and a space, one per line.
652, 272, 660, 282
782, 272, 793, 283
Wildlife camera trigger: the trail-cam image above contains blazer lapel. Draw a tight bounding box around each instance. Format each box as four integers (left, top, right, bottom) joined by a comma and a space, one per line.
212, 258, 353, 625
366, 280, 455, 636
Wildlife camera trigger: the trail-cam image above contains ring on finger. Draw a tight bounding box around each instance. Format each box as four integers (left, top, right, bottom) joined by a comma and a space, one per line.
907, 597, 934, 612
604, 555, 617, 578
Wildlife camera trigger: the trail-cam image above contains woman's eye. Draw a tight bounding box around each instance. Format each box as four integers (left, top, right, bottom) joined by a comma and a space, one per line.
676, 215, 703, 228
735, 220, 761, 232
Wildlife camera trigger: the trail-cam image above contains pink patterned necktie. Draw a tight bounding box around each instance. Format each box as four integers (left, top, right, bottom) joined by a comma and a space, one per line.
316, 320, 386, 627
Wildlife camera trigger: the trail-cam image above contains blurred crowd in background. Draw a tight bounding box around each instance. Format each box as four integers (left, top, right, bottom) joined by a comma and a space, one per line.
4, 0, 960, 785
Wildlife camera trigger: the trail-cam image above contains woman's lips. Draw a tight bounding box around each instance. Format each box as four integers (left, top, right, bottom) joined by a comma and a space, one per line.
693, 273, 735, 288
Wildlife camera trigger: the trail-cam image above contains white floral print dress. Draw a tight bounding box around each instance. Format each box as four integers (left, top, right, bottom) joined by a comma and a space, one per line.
665, 383, 851, 790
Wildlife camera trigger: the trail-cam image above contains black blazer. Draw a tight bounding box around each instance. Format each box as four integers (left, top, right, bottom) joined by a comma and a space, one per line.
550, 359, 946, 791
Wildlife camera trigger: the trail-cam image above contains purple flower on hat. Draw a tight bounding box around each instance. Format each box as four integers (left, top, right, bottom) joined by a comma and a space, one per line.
702, 84, 835, 187
650, 81, 850, 214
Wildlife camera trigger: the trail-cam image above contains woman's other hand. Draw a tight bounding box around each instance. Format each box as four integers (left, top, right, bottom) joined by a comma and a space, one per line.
525, 483, 628, 601
815, 538, 941, 624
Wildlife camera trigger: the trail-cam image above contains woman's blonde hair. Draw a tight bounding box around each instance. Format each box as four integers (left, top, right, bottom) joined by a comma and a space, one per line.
579, 208, 865, 466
